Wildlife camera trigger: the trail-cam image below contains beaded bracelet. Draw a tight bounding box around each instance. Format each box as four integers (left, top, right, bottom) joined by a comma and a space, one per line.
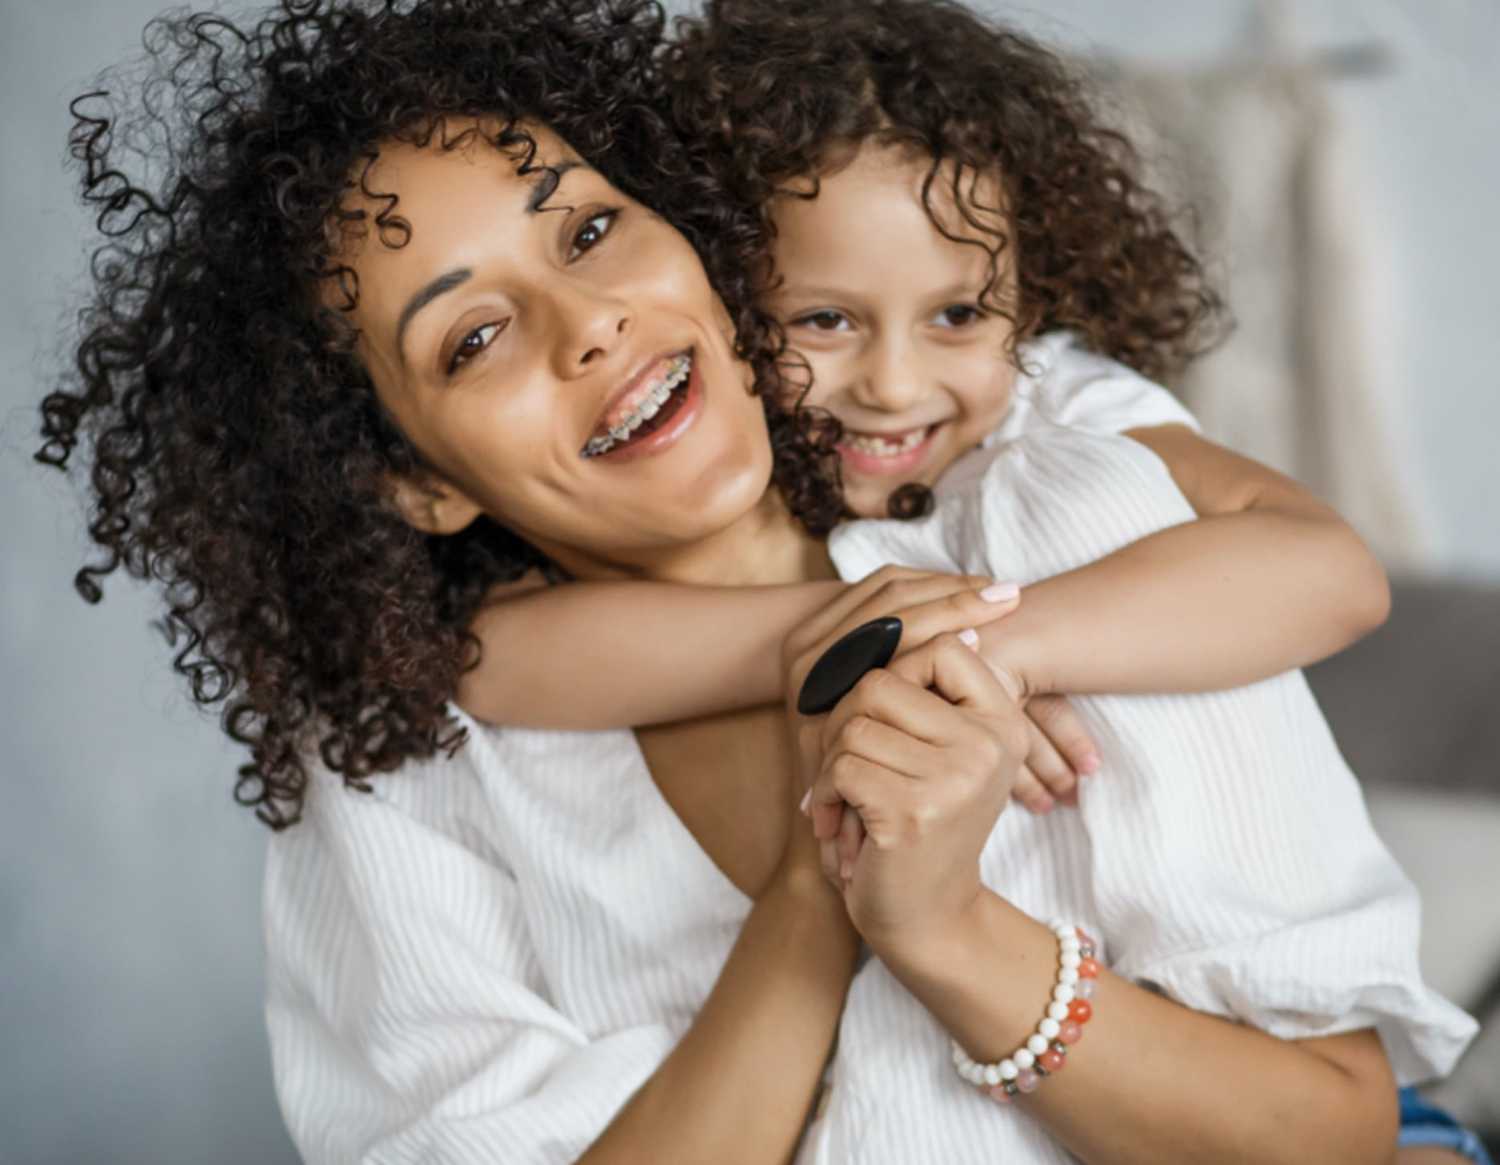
951, 920, 1099, 1103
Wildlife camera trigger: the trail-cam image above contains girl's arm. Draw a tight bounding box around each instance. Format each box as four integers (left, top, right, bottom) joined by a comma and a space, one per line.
462, 424, 1388, 730
977, 423, 1392, 698
458, 568, 1015, 728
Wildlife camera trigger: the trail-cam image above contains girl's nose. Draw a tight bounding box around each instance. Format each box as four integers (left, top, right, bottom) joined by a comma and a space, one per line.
852, 337, 928, 413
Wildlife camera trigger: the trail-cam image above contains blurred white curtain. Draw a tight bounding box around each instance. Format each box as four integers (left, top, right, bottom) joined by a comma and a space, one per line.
1090, 0, 1432, 568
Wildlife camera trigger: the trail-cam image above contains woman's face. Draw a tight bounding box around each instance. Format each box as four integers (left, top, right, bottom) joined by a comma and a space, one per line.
337, 124, 773, 575
764, 141, 1019, 518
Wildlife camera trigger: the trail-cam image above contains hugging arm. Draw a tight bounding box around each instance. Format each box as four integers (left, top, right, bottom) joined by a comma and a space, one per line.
978, 423, 1391, 699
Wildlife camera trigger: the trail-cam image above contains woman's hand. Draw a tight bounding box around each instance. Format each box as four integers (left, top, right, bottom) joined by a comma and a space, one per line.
803, 633, 1029, 948
781, 566, 1024, 873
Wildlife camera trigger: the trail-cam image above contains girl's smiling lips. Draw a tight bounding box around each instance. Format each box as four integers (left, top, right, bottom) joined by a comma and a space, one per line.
836, 422, 941, 476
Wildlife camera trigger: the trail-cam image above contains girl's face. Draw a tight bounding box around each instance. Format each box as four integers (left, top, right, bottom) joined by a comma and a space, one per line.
336, 125, 774, 578
765, 141, 1020, 518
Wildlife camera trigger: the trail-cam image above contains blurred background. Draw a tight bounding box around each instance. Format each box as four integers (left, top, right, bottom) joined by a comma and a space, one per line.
1, 0, 1495, 1161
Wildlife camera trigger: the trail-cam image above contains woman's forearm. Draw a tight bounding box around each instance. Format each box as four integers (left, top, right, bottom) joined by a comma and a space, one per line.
877, 892, 1397, 1165
583, 871, 859, 1165
979, 508, 1391, 698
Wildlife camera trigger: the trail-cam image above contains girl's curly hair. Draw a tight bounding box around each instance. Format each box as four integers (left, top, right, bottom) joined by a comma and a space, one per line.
666, 0, 1228, 516
36, 0, 842, 829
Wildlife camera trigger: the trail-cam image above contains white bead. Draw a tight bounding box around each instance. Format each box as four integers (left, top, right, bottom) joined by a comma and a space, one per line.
1027, 1034, 1050, 1056
1052, 923, 1072, 939
952, 1044, 966, 1065
1047, 1001, 1069, 1022
982, 1064, 1001, 1086
1061, 951, 1081, 970
1000, 1059, 1019, 1080
1058, 967, 1079, 986
1053, 984, 1075, 1003
1013, 1048, 1034, 1070
1048, 918, 1067, 933
1039, 1018, 1061, 1039
1060, 935, 1081, 952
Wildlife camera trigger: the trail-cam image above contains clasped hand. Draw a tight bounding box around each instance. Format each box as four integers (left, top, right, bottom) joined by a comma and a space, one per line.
782, 567, 1038, 950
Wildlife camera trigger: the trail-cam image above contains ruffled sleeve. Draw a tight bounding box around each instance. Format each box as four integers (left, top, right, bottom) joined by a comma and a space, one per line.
263, 752, 676, 1164
995, 331, 1202, 444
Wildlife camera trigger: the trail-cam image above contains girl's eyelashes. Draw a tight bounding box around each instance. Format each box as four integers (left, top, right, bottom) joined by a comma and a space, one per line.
790, 308, 852, 332
934, 303, 983, 328
568, 208, 619, 260
446, 320, 509, 375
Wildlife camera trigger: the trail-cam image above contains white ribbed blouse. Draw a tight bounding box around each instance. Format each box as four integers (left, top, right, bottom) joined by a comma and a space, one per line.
264, 333, 1476, 1164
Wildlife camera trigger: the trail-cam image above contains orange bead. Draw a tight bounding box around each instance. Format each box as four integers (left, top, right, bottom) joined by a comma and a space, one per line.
1039, 1049, 1066, 1073
1068, 999, 1093, 1024
1077, 957, 1100, 979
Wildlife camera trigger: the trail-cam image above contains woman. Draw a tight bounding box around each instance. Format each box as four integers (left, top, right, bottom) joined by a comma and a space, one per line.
41, 1, 1471, 1161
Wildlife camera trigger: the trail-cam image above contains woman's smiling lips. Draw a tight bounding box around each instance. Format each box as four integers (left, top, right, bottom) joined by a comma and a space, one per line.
583, 349, 705, 464
836, 423, 940, 476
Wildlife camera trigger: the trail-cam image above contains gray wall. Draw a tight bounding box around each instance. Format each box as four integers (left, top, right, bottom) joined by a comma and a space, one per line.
2, 1, 1495, 1163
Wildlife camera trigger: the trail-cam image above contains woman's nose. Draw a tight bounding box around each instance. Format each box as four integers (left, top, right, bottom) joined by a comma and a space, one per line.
551, 281, 632, 378
852, 338, 927, 413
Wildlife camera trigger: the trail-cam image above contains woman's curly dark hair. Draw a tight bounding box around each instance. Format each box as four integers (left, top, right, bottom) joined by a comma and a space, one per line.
666, 0, 1229, 515
36, 0, 842, 828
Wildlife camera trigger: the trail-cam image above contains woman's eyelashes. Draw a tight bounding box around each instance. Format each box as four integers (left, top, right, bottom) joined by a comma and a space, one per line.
568, 208, 619, 260
442, 208, 622, 376
447, 320, 509, 374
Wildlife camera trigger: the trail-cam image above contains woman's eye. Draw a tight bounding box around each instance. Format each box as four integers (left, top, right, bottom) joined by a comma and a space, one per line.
793, 310, 850, 332
568, 210, 618, 259
934, 304, 982, 328
447, 321, 507, 374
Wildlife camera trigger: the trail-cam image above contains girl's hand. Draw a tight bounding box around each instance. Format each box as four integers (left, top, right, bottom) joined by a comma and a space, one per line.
1015, 695, 1101, 813
804, 633, 1028, 948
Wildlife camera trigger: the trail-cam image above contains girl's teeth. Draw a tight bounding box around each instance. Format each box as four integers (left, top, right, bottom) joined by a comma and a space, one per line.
843, 427, 928, 456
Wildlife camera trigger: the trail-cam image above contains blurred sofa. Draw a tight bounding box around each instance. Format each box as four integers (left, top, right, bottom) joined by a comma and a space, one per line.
1306, 577, 1500, 1144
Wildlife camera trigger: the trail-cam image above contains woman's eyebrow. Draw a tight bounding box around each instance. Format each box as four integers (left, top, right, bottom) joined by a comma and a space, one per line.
395, 267, 473, 360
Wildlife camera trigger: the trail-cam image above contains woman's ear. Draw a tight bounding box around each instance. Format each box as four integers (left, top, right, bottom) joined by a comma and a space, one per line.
386, 472, 484, 535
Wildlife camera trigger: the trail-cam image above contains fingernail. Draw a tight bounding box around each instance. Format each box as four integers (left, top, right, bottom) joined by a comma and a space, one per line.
1080, 752, 1102, 775
980, 581, 1020, 602
958, 627, 980, 651
799, 789, 812, 816
839, 859, 853, 881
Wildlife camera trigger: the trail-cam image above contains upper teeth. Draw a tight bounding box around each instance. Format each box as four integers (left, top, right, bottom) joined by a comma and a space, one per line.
584, 353, 692, 457
840, 428, 927, 457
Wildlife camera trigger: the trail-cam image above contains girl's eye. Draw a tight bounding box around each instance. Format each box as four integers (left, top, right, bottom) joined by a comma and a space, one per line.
792, 309, 851, 332
447, 321, 508, 374
569, 210, 618, 260
934, 304, 983, 328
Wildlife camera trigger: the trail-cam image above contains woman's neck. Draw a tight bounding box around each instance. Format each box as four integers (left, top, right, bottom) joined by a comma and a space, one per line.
544, 487, 838, 588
